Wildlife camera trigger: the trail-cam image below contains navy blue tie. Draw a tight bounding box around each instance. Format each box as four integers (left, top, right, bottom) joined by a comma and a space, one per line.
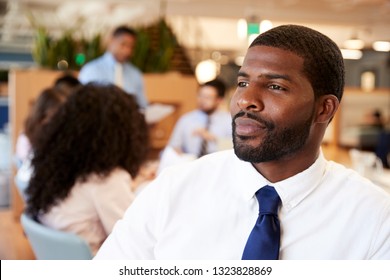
242, 185, 281, 260
198, 115, 211, 158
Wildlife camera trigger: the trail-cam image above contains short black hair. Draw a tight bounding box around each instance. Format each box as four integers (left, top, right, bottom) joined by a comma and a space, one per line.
250, 25, 345, 101
54, 74, 80, 88
202, 78, 226, 99
112, 25, 137, 38
54, 74, 81, 94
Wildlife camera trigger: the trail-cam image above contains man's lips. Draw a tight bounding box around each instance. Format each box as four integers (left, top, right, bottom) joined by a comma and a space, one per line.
234, 117, 267, 136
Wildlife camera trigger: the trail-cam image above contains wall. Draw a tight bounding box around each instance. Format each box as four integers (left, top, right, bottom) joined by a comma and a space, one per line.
345, 50, 390, 88
338, 88, 390, 148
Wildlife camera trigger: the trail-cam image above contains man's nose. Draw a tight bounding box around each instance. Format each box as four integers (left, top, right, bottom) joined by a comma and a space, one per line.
236, 86, 264, 112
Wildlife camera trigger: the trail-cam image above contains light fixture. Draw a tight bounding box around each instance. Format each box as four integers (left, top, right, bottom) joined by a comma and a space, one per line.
234, 56, 245, 66
237, 18, 247, 40
246, 15, 260, 35
259, 20, 273, 34
195, 59, 219, 83
360, 71, 376, 93
343, 30, 365, 50
247, 34, 258, 46
237, 17, 273, 48
236, 17, 273, 40
343, 38, 365, 50
372, 41, 390, 52
340, 49, 363, 60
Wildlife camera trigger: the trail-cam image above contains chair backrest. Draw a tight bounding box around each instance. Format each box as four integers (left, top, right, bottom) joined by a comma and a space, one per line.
20, 213, 93, 260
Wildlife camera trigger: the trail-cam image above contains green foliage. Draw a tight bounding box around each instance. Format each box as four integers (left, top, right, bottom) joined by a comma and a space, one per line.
50, 31, 77, 69
132, 19, 178, 73
31, 18, 180, 73
80, 34, 104, 64
32, 27, 103, 70
31, 27, 51, 67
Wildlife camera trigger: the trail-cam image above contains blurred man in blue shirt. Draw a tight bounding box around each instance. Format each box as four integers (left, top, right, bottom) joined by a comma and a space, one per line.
79, 26, 148, 109
168, 79, 232, 157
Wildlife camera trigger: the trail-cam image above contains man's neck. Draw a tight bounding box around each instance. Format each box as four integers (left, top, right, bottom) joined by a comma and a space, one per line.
251, 148, 321, 183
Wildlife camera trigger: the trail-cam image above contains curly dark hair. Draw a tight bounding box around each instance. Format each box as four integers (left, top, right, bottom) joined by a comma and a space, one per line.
26, 84, 149, 217
250, 24, 345, 102
24, 87, 68, 149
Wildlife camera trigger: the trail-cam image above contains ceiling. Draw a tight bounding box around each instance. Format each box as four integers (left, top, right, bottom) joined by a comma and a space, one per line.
0, 0, 389, 63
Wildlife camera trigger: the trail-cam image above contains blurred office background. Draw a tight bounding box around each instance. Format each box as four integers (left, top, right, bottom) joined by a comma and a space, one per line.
0, 0, 389, 259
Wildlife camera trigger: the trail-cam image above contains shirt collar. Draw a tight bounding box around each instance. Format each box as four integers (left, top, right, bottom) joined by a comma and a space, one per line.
273, 151, 327, 211
234, 150, 327, 211
103, 52, 118, 66
233, 154, 269, 201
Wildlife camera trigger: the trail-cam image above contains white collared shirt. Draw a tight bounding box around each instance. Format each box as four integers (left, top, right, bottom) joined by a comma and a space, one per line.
95, 150, 390, 259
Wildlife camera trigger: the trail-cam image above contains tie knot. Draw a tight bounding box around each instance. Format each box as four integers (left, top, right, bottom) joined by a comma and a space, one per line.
256, 185, 280, 215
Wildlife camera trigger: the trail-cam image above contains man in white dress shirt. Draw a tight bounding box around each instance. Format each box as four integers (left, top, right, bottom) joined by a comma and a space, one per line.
95, 25, 390, 259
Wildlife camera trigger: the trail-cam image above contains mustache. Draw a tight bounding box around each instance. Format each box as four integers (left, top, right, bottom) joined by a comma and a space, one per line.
232, 111, 275, 130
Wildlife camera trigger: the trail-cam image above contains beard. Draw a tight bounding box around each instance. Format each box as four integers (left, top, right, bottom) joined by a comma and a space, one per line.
232, 111, 314, 163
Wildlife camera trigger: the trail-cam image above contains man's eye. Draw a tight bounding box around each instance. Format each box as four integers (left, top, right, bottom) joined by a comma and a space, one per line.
269, 84, 285, 91
238, 81, 249, 87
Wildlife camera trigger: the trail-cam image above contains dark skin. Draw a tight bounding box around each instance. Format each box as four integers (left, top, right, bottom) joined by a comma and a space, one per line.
230, 46, 339, 182
108, 33, 136, 63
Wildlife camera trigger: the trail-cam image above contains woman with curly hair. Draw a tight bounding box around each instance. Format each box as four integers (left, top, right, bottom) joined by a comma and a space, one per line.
26, 83, 149, 254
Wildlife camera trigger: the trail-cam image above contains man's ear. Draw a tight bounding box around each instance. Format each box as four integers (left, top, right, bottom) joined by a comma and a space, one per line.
314, 94, 339, 124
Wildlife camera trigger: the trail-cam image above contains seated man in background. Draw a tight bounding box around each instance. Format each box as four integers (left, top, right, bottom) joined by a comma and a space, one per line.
25, 84, 149, 255
167, 78, 232, 158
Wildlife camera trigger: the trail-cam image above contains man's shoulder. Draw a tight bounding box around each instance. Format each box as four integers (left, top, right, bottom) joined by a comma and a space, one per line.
175, 110, 201, 123
326, 160, 390, 203
124, 62, 142, 74
156, 149, 237, 186
184, 110, 205, 118
214, 110, 231, 116
200, 149, 236, 160
79, 56, 106, 78
182, 149, 237, 171
82, 55, 106, 68
213, 110, 232, 123
165, 149, 235, 170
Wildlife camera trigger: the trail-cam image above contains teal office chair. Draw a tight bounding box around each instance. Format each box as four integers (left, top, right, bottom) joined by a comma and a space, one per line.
20, 213, 93, 260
